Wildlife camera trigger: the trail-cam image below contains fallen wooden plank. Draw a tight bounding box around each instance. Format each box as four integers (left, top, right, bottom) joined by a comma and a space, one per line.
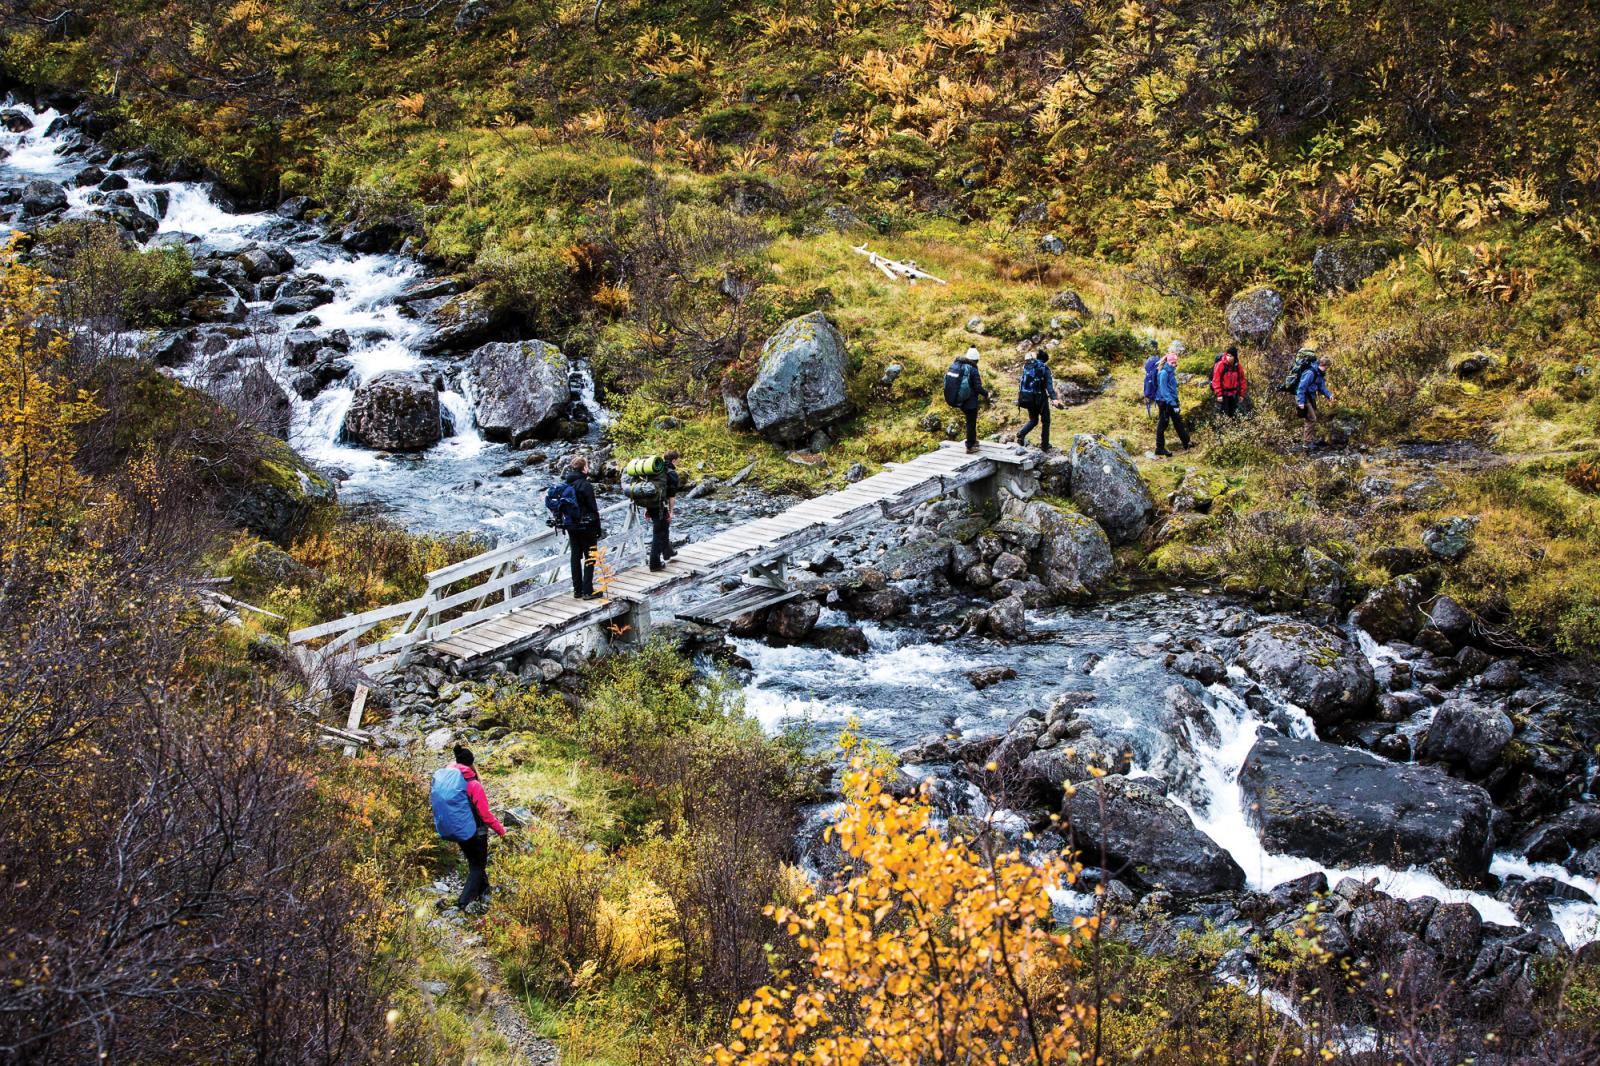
343, 685, 369, 758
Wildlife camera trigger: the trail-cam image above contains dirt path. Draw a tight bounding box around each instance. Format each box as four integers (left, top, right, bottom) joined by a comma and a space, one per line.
466, 942, 559, 1066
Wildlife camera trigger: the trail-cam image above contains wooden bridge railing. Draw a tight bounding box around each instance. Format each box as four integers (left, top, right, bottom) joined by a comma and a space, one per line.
289, 499, 645, 674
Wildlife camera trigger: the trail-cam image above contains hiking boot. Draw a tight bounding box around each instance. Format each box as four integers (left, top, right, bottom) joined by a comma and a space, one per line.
965, 443, 979, 454
1040, 443, 1054, 453
1154, 449, 1174, 458
648, 562, 664, 572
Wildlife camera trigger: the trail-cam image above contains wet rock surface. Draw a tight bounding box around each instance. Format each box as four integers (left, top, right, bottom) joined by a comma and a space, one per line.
1240, 731, 1495, 883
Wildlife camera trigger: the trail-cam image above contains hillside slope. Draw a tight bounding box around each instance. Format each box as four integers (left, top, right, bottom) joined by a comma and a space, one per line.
5, 0, 1598, 649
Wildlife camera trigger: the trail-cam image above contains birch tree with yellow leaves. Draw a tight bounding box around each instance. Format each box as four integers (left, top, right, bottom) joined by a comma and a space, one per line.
711, 763, 1100, 1066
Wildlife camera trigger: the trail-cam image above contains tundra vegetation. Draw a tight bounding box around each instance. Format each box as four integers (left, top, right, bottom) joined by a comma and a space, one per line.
3, 1, 1600, 1063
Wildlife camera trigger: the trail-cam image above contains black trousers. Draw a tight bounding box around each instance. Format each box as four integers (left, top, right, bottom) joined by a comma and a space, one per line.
457, 832, 489, 908
648, 507, 672, 568
963, 407, 979, 448
1155, 403, 1190, 452
1017, 402, 1050, 448
568, 528, 598, 596
1217, 395, 1242, 417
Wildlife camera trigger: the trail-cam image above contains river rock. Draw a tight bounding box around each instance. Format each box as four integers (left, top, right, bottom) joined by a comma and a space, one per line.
1224, 285, 1283, 346
977, 594, 1026, 640
766, 598, 821, 642
21, 179, 68, 217
421, 284, 508, 353
0, 108, 33, 133
1516, 804, 1600, 863
1479, 659, 1521, 692
1063, 776, 1245, 896
1418, 700, 1513, 775
966, 666, 1016, 690
1312, 241, 1394, 294
342, 372, 442, 452
237, 363, 292, 439
1424, 901, 1483, 965
340, 217, 403, 253
1239, 731, 1495, 883
291, 354, 353, 399
1349, 574, 1428, 643
281, 329, 325, 366
1002, 498, 1114, 600
810, 625, 869, 656
745, 311, 849, 444
1235, 621, 1375, 723
234, 243, 295, 281
463, 340, 570, 442
1426, 594, 1473, 640
1066, 433, 1154, 545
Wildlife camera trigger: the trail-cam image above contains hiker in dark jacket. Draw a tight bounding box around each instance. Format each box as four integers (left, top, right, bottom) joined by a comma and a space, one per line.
1211, 346, 1248, 418
1015, 350, 1063, 451
1295, 350, 1333, 450
564, 456, 603, 598
647, 450, 680, 572
1153, 350, 1191, 457
946, 346, 992, 453
446, 745, 506, 912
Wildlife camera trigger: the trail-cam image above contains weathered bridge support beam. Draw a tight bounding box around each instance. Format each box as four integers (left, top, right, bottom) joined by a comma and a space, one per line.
959, 461, 1040, 511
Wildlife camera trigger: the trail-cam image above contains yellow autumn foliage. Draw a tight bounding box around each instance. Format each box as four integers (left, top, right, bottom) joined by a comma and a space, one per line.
712, 762, 1098, 1065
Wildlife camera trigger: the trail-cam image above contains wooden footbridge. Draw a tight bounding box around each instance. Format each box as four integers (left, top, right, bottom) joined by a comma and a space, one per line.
290, 441, 1037, 681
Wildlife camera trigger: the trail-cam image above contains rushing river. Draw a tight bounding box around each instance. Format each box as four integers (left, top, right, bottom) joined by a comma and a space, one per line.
5, 97, 1599, 946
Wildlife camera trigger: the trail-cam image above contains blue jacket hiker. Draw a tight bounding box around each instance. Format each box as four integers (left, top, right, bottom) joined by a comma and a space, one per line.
1295, 350, 1333, 449
1015, 351, 1060, 451
1152, 347, 1191, 457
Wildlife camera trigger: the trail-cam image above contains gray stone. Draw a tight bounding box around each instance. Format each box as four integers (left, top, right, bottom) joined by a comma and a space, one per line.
722, 380, 753, 429
978, 594, 1027, 640
424, 727, 455, 751
1235, 621, 1376, 724
1349, 575, 1428, 643
463, 340, 570, 443
453, 0, 493, 32
1224, 286, 1283, 346
1422, 516, 1477, 561
1424, 901, 1483, 964
1479, 659, 1522, 692
21, 179, 68, 217
1419, 700, 1513, 775
0, 108, 34, 132
1039, 234, 1065, 255
844, 462, 866, 483
1049, 290, 1089, 315
1063, 775, 1245, 896
1312, 241, 1394, 294
420, 285, 507, 352
237, 363, 292, 440
745, 311, 849, 443
1002, 498, 1115, 601
1066, 433, 1155, 545
1239, 731, 1495, 883
342, 372, 442, 452
1427, 595, 1474, 639
767, 598, 821, 641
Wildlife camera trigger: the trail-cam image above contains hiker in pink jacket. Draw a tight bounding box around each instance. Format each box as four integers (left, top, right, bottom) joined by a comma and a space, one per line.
448, 745, 504, 910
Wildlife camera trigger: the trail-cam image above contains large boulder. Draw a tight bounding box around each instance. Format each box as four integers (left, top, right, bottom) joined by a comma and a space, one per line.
1063, 776, 1245, 896
1312, 241, 1394, 294
745, 311, 849, 443
1417, 700, 1514, 776
462, 340, 570, 443
1002, 499, 1113, 600
1066, 433, 1154, 545
1239, 731, 1496, 884
21, 179, 68, 217
342, 372, 442, 452
1349, 574, 1429, 643
1235, 621, 1375, 723
1423, 516, 1477, 561
1224, 286, 1283, 346
236, 363, 292, 440
420, 285, 509, 353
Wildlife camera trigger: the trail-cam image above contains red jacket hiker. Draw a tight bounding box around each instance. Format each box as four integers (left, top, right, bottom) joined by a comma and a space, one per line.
1211, 355, 1247, 398
451, 762, 506, 837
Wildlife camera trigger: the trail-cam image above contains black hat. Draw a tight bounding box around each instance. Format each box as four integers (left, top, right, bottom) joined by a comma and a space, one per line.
1225, 345, 1238, 357
1035, 349, 1050, 362
453, 744, 474, 766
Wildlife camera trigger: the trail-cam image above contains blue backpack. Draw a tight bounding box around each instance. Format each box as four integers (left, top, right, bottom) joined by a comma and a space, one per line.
1018, 359, 1046, 405
430, 766, 479, 842
544, 481, 580, 530
1142, 354, 1161, 402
